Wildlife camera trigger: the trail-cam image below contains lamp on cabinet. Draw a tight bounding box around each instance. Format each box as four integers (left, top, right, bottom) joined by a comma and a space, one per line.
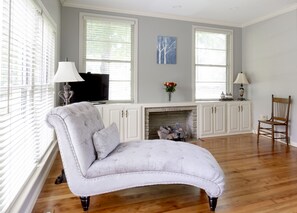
53, 61, 84, 105
234, 72, 249, 101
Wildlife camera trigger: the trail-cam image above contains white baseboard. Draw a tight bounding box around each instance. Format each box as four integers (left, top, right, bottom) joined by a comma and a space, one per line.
9, 141, 58, 213
252, 129, 297, 147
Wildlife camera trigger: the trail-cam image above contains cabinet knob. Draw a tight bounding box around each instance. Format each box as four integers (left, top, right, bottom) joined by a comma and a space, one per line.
238, 106, 240, 112
121, 110, 124, 118
241, 106, 243, 112
126, 110, 128, 117
214, 107, 216, 113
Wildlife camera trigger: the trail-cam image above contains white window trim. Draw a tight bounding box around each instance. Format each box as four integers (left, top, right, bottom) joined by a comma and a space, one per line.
35, 0, 57, 30
79, 12, 138, 103
34, 0, 59, 106
192, 26, 233, 101
1, 0, 58, 212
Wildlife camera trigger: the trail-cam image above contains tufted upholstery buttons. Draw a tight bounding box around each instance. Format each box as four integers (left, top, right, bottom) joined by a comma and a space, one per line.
47, 102, 105, 176
86, 139, 225, 189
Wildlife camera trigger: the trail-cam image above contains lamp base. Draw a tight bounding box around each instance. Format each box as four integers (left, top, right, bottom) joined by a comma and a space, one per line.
58, 82, 74, 105
238, 85, 246, 101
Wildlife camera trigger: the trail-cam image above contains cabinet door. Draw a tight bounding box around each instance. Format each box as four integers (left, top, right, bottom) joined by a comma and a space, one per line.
102, 106, 124, 141
124, 106, 142, 141
228, 103, 240, 133
200, 104, 214, 136
240, 102, 252, 132
213, 103, 226, 134
94, 105, 103, 118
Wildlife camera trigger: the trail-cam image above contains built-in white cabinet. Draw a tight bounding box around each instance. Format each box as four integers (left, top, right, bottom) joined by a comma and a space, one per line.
227, 101, 252, 134
199, 102, 226, 137
94, 105, 103, 117
101, 105, 142, 142
96, 101, 251, 141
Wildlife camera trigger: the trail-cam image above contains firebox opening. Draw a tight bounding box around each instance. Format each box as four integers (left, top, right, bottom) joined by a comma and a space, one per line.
145, 106, 197, 141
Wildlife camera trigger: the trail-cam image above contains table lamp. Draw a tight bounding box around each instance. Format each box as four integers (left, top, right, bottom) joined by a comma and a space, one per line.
53, 61, 84, 105
234, 72, 249, 101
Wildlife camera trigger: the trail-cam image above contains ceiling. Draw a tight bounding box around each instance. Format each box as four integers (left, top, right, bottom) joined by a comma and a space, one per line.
61, 0, 297, 27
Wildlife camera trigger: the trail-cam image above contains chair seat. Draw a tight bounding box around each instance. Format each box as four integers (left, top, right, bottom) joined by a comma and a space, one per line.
259, 120, 286, 125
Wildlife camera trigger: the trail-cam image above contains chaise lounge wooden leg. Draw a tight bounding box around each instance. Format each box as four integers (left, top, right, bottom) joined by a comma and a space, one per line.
55, 169, 67, 184
80, 196, 90, 211
208, 196, 218, 211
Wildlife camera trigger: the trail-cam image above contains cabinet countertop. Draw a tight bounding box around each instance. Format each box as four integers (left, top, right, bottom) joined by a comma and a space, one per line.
94, 100, 251, 107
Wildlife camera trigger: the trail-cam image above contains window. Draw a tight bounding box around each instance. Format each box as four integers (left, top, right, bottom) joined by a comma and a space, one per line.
80, 14, 137, 102
0, 0, 56, 211
193, 27, 233, 100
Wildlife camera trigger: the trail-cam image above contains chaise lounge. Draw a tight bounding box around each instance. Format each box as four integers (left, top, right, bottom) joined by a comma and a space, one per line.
46, 102, 225, 211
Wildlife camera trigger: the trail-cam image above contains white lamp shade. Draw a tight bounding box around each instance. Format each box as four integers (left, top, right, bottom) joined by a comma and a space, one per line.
53, 62, 84, 83
234, 72, 249, 85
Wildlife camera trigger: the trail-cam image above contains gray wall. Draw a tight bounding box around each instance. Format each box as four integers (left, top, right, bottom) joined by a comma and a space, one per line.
61, 7, 242, 103
242, 10, 297, 143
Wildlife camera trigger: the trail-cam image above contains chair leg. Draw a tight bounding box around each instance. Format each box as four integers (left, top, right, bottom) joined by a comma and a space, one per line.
272, 124, 275, 144
286, 125, 289, 145
257, 121, 260, 143
208, 196, 218, 211
80, 196, 90, 211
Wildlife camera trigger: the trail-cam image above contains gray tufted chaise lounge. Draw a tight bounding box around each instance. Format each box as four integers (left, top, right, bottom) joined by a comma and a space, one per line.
46, 102, 224, 211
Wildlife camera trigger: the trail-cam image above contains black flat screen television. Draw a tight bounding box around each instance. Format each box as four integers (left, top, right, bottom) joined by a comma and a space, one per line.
70, 72, 109, 103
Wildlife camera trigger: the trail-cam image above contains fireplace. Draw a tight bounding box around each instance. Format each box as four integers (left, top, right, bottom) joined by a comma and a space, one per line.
144, 106, 197, 140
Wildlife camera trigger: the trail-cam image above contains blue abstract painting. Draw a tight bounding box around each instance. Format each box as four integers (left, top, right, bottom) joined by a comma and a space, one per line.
157, 36, 176, 64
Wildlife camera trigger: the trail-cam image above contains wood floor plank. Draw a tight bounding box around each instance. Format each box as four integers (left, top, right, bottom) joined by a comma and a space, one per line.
32, 134, 297, 212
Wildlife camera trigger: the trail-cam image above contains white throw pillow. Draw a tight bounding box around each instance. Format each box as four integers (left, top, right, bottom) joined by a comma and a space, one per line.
93, 122, 120, 160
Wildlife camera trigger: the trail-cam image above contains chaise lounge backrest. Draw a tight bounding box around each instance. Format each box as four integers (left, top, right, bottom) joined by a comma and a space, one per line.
47, 102, 104, 176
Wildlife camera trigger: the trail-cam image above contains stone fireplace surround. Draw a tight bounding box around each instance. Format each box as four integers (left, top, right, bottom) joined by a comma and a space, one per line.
144, 105, 197, 140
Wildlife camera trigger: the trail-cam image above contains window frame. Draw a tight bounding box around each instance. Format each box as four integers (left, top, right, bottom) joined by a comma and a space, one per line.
192, 26, 233, 101
0, 0, 57, 211
79, 13, 138, 103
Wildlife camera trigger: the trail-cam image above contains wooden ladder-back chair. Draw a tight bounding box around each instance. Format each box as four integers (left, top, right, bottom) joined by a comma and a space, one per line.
257, 95, 291, 145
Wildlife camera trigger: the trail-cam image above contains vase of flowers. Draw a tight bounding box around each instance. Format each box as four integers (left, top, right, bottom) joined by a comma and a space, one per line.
164, 82, 177, 102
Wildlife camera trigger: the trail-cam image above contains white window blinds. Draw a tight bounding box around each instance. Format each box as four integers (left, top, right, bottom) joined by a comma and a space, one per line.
0, 0, 56, 212
81, 15, 137, 102
194, 28, 233, 100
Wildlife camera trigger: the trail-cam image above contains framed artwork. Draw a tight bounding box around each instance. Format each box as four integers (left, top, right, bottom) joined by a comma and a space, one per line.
157, 36, 176, 64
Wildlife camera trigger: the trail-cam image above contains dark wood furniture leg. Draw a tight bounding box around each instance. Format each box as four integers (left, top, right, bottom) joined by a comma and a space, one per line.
257, 121, 260, 143
55, 169, 67, 184
208, 196, 218, 211
286, 125, 289, 145
80, 196, 90, 211
272, 124, 275, 143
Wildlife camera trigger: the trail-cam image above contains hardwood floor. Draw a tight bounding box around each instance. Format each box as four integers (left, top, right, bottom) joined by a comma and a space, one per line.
33, 134, 297, 213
